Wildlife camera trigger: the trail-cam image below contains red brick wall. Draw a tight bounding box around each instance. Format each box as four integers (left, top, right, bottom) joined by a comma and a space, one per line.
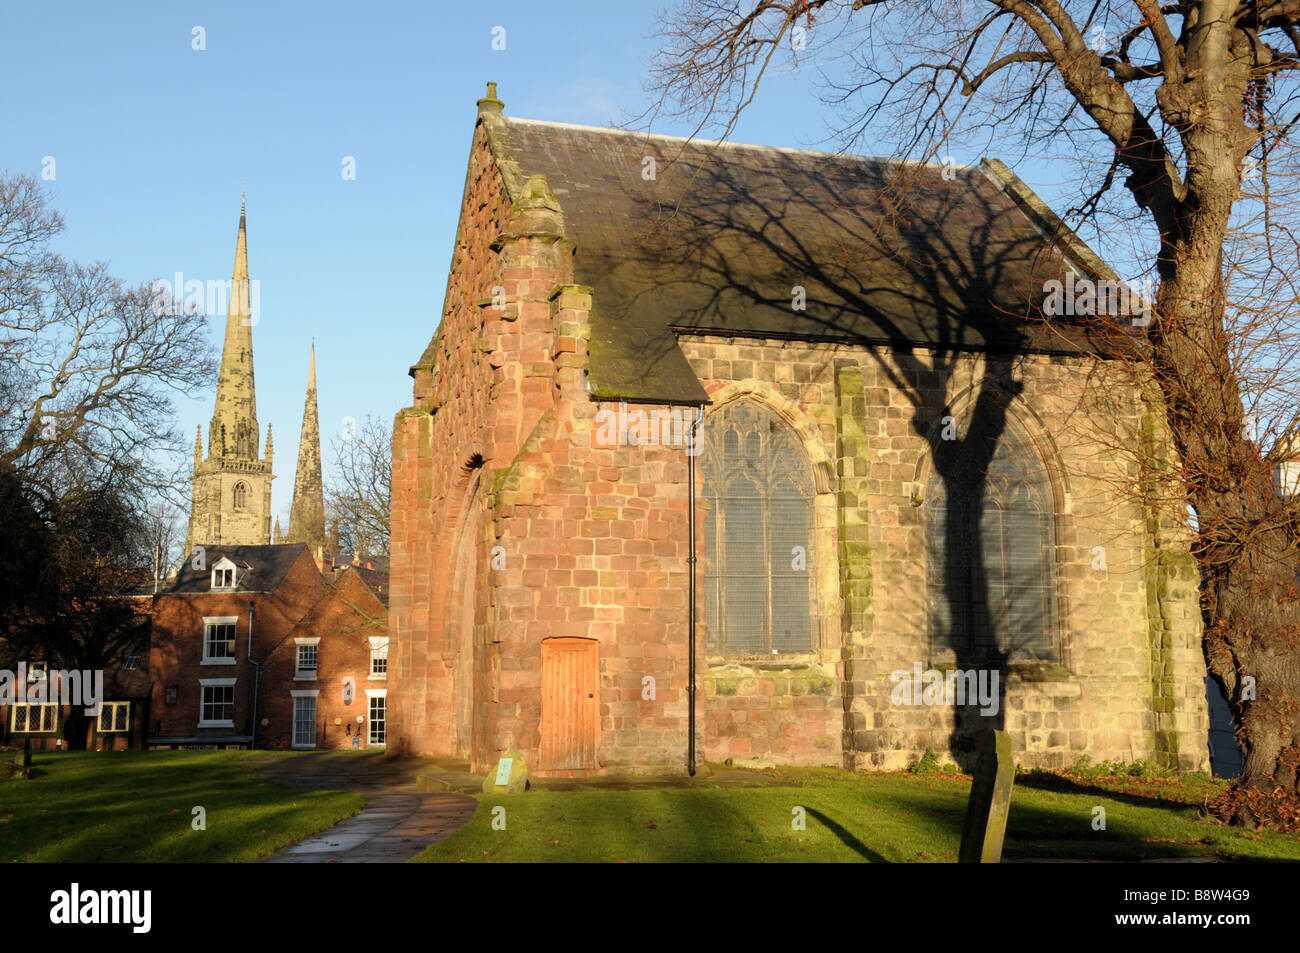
148, 548, 328, 747
257, 568, 389, 749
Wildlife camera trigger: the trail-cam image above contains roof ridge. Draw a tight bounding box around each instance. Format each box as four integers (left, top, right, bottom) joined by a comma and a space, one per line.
504, 116, 980, 173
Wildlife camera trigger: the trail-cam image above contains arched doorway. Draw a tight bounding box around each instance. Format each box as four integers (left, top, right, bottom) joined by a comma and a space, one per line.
447, 467, 483, 762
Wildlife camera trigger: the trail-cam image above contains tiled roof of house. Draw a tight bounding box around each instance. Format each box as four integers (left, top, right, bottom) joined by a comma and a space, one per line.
164, 543, 308, 594
500, 117, 1114, 403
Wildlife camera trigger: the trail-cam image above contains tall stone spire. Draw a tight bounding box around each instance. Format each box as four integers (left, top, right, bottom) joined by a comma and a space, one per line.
287, 342, 326, 552
208, 199, 259, 459
185, 199, 274, 553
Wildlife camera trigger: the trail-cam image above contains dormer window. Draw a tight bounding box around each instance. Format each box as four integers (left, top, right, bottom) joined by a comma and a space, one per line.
211, 557, 237, 591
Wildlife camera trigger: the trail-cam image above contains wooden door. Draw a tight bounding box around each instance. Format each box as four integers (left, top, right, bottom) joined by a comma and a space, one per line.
538, 638, 599, 772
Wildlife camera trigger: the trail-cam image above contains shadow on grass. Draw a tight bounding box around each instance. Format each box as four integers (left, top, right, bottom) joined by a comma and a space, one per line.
804, 807, 890, 862
1014, 771, 1208, 811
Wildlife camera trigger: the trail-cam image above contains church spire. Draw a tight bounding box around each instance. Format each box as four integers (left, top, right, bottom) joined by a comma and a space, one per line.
208, 200, 260, 460
287, 342, 326, 552
186, 198, 274, 552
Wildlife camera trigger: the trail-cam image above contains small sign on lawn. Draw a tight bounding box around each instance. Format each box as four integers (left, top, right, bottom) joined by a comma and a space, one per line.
495, 757, 514, 786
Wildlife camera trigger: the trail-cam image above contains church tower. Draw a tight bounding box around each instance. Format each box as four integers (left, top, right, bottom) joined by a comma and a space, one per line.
186, 201, 275, 553
287, 342, 326, 552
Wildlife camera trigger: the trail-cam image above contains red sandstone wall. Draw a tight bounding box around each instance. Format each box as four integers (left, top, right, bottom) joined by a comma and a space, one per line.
390, 111, 704, 774
390, 121, 516, 760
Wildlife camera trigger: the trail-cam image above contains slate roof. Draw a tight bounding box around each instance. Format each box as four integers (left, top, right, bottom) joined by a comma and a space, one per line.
500, 118, 1111, 404
164, 543, 307, 594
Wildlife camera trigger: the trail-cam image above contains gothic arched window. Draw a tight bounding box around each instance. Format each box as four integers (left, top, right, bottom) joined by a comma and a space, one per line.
926, 420, 1058, 662
702, 399, 815, 655
233, 482, 247, 510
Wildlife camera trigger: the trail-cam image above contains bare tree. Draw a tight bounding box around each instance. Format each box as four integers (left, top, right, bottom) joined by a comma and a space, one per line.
137, 499, 185, 591
0, 171, 216, 509
647, 0, 1300, 828
326, 414, 391, 558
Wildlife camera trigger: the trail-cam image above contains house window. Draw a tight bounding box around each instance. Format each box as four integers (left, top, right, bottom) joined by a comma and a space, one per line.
925, 418, 1059, 663
295, 640, 319, 680
369, 638, 388, 679
202, 617, 238, 664
165, 686, 178, 705
123, 656, 141, 670
98, 701, 130, 733
211, 557, 237, 590
233, 482, 247, 510
367, 691, 386, 746
199, 680, 236, 726
11, 703, 57, 733
292, 692, 318, 748
701, 399, 815, 655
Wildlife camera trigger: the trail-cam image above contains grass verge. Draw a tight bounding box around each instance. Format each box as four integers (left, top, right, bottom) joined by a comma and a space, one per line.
0, 750, 364, 862
413, 766, 1300, 863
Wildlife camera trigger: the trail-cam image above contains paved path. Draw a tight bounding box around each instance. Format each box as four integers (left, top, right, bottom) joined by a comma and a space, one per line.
247, 752, 477, 864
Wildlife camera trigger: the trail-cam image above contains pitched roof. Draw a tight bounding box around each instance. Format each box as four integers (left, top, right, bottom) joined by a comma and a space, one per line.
164, 543, 308, 595
499, 117, 1110, 404
326, 563, 389, 608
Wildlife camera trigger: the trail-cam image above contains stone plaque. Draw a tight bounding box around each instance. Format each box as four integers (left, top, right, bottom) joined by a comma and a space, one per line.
495, 757, 514, 786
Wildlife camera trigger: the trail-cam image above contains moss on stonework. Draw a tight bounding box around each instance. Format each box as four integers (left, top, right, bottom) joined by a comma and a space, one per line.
835, 363, 874, 765
1139, 407, 1182, 771
835, 366, 874, 627
1010, 664, 1072, 683
705, 662, 835, 697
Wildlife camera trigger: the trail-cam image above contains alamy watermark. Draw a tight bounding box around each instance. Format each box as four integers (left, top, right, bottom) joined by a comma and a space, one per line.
890, 662, 1000, 716
1042, 274, 1153, 327
0, 663, 103, 715
594, 401, 704, 456
150, 273, 261, 325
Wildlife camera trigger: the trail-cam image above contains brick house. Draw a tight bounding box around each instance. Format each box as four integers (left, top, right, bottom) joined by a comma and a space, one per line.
148, 544, 389, 750
0, 632, 152, 752
0, 590, 150, 748
388, 84, 1210, 777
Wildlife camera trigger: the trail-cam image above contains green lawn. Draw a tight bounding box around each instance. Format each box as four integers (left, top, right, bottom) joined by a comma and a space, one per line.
414, 767, 1300, 863
0, 750, 364, 862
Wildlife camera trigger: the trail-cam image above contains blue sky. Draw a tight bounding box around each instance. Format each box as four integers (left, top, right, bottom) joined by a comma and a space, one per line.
3, 0, 1076, 525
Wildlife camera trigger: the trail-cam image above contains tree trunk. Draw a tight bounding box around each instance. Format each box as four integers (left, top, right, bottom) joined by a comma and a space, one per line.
1152, 202, 1300, 828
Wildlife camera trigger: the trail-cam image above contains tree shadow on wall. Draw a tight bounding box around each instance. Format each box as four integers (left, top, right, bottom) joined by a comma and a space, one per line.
581, 144, 1097, 767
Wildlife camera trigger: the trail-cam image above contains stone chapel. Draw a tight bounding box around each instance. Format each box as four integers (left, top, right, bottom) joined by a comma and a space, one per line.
388, 85, 1212, 778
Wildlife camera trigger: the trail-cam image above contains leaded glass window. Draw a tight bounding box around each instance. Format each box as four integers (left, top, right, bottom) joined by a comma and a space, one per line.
926, 422, 1058, 662
702, 399, 815, 655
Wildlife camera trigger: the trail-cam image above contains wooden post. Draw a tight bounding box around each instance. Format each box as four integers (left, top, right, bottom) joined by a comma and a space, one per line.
958, 729, 1015, 863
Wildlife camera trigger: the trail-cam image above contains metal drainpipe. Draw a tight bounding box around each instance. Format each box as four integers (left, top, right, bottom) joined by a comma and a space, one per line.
687, 406, 703, 777
247, 602, 261, 750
